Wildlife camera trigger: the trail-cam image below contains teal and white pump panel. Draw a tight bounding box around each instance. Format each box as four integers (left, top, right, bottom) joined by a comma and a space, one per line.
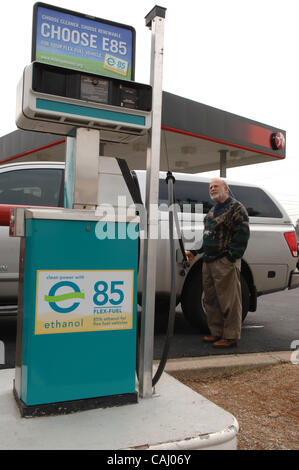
13, 4, 150, 416
13, 208, 139, 416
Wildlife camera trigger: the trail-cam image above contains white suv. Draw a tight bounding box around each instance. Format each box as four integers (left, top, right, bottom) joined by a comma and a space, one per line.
0, 162, 298, 333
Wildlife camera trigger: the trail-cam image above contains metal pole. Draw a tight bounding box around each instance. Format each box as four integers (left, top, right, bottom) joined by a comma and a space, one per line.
70, 128, 100, 210
138, 6, 166, 398
219, 149, 227, 178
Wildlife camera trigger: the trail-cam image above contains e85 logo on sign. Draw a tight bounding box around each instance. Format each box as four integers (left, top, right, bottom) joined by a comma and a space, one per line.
37, 270, 134, 317
35, 270, 134, 334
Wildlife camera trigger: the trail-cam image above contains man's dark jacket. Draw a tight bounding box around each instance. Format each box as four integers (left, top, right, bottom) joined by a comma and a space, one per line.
191, 196, 250, 262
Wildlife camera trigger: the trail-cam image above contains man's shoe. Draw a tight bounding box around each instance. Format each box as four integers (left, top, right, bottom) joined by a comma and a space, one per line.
203, 335, 221, 343
213, 338, 238, 348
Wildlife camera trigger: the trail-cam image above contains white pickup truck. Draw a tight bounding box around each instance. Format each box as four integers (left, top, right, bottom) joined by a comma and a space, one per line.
0, 160, 298, 332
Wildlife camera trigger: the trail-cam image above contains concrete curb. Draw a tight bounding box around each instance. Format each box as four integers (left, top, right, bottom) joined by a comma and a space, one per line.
160, 351, 292, 379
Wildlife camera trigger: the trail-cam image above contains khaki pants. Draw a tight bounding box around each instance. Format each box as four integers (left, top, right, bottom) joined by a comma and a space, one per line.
202, 257, 242, 340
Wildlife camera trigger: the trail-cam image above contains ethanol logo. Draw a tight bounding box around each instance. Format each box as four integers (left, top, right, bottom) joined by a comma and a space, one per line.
44, 281, 85, 313
103, 53, 128, 76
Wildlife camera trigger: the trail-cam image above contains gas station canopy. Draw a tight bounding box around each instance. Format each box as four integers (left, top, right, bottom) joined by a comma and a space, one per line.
0, 90, 286, 173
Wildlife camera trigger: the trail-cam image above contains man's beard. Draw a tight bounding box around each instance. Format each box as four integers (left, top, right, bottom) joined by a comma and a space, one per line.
210, 189, 226, 203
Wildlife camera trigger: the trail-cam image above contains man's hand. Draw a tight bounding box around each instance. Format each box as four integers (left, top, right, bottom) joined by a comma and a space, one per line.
185, 250, 195, 262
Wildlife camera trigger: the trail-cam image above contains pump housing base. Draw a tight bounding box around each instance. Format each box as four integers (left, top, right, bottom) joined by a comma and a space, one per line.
13, 383, 138, 418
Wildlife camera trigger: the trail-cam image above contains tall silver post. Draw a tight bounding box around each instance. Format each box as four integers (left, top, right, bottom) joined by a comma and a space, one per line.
219, 149, 227, 178
139, 6, 166, 398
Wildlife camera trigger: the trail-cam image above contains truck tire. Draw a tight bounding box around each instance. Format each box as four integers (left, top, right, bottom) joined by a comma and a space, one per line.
181, 264, 250, 333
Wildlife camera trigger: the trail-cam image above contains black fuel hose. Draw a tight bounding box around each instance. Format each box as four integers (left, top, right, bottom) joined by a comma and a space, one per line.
152, 171, 177, 386
171, 185, 190, 270
136, 172, 182, 387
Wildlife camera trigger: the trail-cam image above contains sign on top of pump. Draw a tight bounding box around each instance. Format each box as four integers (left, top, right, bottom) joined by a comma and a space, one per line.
32, 2, 136, 80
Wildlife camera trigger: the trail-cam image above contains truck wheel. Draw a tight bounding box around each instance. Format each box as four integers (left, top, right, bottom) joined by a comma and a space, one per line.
181, 265, 250, 333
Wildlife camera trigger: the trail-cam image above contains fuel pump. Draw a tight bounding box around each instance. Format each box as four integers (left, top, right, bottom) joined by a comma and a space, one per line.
11, 3, 172, 415
12, 61, 152, 418
11, 143, 143, 417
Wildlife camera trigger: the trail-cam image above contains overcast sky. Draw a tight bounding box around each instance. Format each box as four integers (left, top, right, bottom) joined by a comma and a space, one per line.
1, 0, 299, 222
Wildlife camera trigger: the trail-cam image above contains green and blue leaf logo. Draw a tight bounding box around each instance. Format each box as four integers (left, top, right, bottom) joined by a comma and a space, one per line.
45, 281, 85, 313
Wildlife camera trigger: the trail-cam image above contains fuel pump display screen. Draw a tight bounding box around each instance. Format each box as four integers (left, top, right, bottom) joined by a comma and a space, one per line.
32, 62, 152, 112
81, 76, 109, 104
120, 85, 138, 109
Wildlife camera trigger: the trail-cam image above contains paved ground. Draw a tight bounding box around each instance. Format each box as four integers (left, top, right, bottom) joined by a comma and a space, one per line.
154, 289, 299, 359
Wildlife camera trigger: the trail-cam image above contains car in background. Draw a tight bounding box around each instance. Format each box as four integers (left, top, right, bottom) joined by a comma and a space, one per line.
0, 161, 299, 333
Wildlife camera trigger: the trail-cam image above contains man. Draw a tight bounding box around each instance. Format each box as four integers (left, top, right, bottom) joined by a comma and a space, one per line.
186, 177, 250, 348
